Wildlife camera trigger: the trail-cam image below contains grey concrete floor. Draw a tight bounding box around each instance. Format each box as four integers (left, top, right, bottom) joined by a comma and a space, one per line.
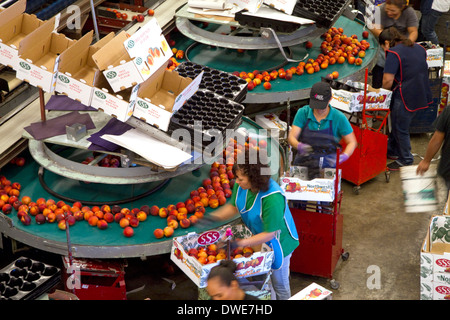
122, 132, 448, 300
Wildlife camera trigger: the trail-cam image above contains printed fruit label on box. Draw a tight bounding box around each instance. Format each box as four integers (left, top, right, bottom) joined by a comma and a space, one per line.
170, 224, 274, 288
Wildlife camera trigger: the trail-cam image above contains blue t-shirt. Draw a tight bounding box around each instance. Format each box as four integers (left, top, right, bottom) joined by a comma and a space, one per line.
292, 105, 353, 143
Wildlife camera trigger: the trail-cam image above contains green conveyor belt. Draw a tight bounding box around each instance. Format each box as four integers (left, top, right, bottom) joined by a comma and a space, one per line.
0, 118, 282, 251
175, 16, 378, 94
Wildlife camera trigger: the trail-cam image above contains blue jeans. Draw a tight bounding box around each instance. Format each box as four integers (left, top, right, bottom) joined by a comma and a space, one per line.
421, 9, 443, 44
388, 96, 417, 165
270, 253, 292, 300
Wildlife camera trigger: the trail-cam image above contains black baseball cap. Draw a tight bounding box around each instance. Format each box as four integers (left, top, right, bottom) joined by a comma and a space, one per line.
310, 82, 332, 110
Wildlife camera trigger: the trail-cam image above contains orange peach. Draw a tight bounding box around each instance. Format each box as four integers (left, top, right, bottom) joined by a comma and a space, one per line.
129, 217, 139, 228
159, 207, 168, 218
163, 226, 174, 237
21, 196, 31, 206
189, 215, 198, 225
58, 219, 67, 230
104, 212, 114, 223
97, 219, 108, 230
88, 215, 99, 226
179, 218, 191, 229
136, 211, 147, 222
119, 218, 130, 228
123, 226, 134, 237
153, 228, 164, 239
168, 219, 179, 229
46, 212, 56, 223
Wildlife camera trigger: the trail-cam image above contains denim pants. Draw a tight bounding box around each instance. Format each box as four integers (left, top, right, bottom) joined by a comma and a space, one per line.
270, 253, 292, 300
421, 9, 443, 44
388, 96, 417, 165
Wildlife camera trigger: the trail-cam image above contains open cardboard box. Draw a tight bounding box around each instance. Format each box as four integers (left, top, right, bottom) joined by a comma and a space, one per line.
16, 16, 75, 93
0, 0, 44, 70
133, 68, 203, 131
55, 31, 114, 106
330, 81, 392, 113
92, 18, 172, 93
90, 71, 138, 122
170, 224, 274, 288
420, 215, 450, 300
279, 169, 341, 202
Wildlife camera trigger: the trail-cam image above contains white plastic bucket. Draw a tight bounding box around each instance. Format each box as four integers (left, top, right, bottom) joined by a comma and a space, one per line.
400, 165, 438, 213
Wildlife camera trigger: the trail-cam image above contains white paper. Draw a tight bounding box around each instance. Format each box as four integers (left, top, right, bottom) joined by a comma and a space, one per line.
101, 129, 192, 169
188, 0, 229, 10
187, 5, 238, 17
241, 7, 315, 25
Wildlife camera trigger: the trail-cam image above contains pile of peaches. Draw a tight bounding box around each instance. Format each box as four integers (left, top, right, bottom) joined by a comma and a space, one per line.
185, 243, 255, 265
234, 27, 371, 91
0, 137, 267, 239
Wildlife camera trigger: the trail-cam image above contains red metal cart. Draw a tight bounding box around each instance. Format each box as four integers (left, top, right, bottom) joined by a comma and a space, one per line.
289, 153, 347, 290
340, 68, 391, 194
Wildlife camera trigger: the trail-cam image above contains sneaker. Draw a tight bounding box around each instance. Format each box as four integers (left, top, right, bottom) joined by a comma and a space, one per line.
387, 161, 405, 171
387, 154, 399, 160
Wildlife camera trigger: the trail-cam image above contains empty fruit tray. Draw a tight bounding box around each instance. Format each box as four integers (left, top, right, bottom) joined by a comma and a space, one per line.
292, 0, 351, 28
0, 257, 61, 300
175, 61, 248, 103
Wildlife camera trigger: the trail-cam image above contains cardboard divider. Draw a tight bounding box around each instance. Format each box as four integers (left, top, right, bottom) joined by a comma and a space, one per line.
0, 0, 44, 69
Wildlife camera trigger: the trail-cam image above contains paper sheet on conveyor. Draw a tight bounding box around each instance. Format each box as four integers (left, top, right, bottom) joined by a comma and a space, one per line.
101, 129, 192, 170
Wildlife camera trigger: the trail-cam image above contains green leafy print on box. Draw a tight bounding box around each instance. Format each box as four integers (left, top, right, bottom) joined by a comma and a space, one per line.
431, 216, 450, 243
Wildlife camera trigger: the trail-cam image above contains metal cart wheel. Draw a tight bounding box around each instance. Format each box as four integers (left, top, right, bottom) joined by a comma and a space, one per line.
352, 185, 361, 195
341, 251, 350, 261
330, 279, 340, 290
385, 170, 390, 183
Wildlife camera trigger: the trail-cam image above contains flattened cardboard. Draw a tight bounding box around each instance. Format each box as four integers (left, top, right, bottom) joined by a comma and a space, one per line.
55, 31, 114, 106
0, 0, 43, 69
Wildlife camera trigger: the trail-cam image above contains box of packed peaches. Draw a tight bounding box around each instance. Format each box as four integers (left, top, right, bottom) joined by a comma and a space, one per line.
170, 224, 274, 288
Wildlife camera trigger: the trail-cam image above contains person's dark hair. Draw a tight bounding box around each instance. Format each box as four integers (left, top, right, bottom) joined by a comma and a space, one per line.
385, 0, 409, 10
379, 26, 414, 47
232, 147, 271, 192
207, 259, 237, 286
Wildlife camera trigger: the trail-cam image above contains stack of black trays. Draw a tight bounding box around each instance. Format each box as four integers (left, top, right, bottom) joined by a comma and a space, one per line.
234, 9, 302, 33
168, 89, 245, 150
292, 0, 352, 29
0, 257, 61, 300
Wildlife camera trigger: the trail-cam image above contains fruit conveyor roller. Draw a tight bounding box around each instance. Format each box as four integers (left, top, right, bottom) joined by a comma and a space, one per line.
0, 117, 285, 259
173, 11, 379, 106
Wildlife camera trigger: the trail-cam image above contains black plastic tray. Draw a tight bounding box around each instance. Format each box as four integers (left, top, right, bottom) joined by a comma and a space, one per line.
292, 0, 351, 28
234, 9, 302, 33
0, 257, 61, 300
175, 61, 248, 103
169, 89, 245, 149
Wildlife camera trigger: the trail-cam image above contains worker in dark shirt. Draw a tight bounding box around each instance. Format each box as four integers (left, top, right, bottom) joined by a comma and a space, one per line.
417, 105, 450, 194
380, 27, 432, 170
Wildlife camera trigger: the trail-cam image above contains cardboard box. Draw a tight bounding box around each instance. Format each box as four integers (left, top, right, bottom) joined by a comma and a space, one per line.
55, 31, 114, 106
279, 170, 341, 202
0, 0, 44, 70
170, 224, 274, 288
132, 69, 203, 131
16, 16, 75, 93
90, 72, 139, 122
289, 282, 332, 300
426, 47, 444, 68
420, 215, 450, 300
92, 18, 172, 93
255, 113, 287, 138
330, 81, 392, 113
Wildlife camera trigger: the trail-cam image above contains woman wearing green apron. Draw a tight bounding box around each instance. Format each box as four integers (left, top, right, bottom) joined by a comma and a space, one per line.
209, 150, 299, 300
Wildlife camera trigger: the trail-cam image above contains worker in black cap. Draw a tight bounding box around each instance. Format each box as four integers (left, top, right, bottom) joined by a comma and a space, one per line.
288, 81, 357, 177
